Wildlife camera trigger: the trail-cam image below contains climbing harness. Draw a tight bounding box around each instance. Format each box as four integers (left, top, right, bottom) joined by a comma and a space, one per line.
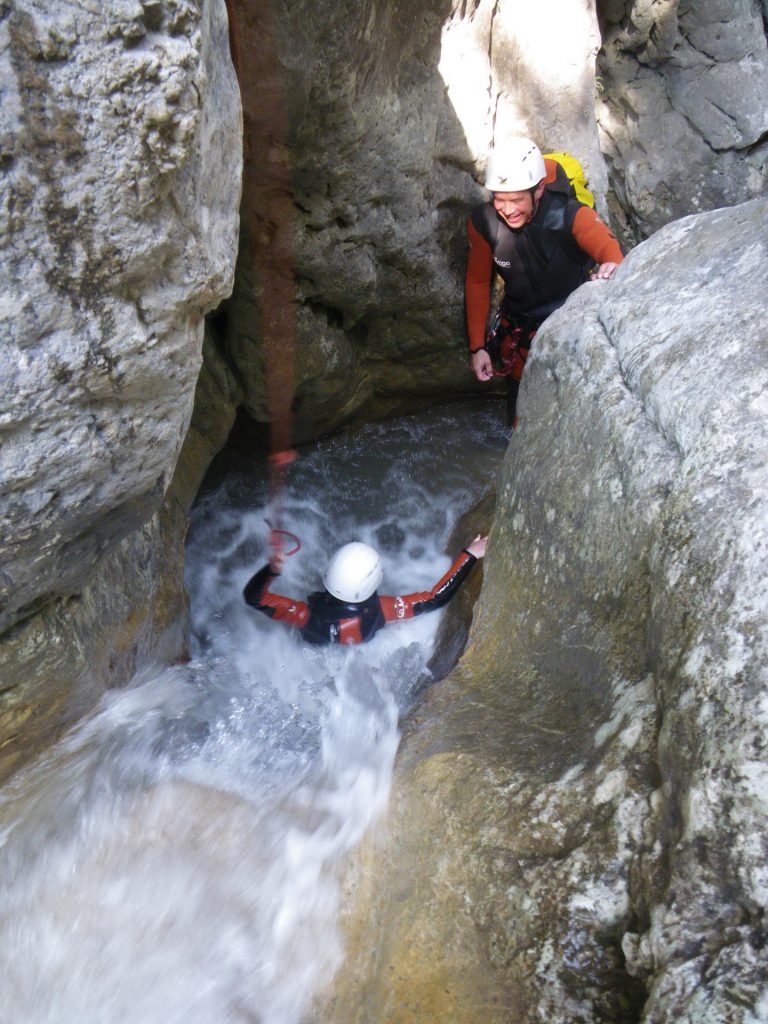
485, 306, 536, 380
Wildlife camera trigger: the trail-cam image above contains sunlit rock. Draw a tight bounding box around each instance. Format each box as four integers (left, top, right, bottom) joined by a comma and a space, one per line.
0, 0, 241, 775
596, 0, 768, 245
217, 0, 608, 440
0, 0, 240, 634
323, 197, 768, 1022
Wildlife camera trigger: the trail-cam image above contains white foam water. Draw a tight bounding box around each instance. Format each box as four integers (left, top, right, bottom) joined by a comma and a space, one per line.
0, 405, 506, 1024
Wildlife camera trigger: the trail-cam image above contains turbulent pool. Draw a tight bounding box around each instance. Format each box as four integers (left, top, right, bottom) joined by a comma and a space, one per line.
0, 404, 506, 1024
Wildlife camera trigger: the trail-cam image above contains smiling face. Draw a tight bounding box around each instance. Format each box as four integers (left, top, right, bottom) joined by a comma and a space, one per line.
492, 181, 545, 229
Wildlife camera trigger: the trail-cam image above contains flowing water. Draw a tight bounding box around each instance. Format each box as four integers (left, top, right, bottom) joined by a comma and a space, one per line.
0, 404, 507, 1024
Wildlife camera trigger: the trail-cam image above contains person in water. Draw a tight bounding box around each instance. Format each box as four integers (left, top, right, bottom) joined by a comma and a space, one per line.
243, 535, 487, 645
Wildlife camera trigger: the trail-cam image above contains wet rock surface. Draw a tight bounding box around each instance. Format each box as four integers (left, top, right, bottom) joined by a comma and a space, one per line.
1, 0, 767, 1011
320, 199, 768, 1022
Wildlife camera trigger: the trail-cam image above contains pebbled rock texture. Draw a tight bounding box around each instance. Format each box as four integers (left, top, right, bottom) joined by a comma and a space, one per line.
320, 197, 768, 1023
596, 0, 768, 247
0, 0, 240, 777
0, 0, 241, 636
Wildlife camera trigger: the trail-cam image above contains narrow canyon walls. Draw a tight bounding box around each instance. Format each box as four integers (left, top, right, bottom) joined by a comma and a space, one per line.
214, 0, 610, 441
214, 0, 768, 443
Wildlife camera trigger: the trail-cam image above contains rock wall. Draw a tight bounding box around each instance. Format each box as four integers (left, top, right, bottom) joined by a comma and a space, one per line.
2, 2, 767, 1002
211, 0, 768, 442
212, 0, 609, 441
320, 199, 768, 1023
596, 0, 768, 246
0, 0, 241, 779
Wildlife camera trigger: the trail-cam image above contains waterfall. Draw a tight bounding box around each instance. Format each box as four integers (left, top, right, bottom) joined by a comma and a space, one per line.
0, 405, 506, 1024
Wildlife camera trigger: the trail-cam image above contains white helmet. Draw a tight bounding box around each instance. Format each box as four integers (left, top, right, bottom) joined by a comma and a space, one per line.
323, 542, 384, 603
485, 137, 546, 192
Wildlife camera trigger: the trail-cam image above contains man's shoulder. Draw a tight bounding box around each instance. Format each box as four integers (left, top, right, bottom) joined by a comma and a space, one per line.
536, 185, 584, 234
470, 199, 495, 217
470, 201, 498, 238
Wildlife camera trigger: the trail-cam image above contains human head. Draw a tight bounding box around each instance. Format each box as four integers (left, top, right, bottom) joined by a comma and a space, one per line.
485, 137, 546, 229
323, 542, 383, 603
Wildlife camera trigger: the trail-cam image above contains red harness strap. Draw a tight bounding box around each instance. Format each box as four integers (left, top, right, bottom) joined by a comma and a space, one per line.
486, 311, 537, 380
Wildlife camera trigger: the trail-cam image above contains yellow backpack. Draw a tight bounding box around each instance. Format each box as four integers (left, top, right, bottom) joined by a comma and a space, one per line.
544, 151, 595, 209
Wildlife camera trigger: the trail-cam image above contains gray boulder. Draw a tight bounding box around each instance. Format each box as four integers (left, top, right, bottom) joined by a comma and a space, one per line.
321, 197, 768, 1023
0, 0, 240, 779
597, 0, 768, 245
0, 0, 241, 635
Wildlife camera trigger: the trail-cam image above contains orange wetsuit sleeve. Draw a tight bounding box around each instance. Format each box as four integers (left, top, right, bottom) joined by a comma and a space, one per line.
571, 206, 623, 265
243, 566, 310, 628
542, 158, 559, 185
379, 551, 476, 622
465, 217, 494, 353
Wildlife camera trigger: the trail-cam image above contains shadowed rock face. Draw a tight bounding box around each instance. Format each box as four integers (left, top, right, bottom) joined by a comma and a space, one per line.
320, 200, 768, 1023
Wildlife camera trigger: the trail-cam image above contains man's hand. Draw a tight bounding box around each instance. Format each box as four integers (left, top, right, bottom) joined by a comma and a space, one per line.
591, 262, 619, 281
471, 349, 493, 381
269, 548, 286, 574
466, 535, 488, 559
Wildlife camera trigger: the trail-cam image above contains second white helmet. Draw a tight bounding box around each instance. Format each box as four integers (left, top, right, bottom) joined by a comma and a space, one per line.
485, 137, 546, 192
323, 542, 384, 603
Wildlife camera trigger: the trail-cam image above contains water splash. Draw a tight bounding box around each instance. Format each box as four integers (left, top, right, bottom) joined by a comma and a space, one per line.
0, 405, 506, 1024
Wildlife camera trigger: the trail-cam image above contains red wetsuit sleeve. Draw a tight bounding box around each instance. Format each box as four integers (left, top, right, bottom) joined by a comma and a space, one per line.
337, 618, 364, 645
379, 551, 477, 622
243, 565, 310, 628
571, 206, 623, 265
465, 217, 494, 353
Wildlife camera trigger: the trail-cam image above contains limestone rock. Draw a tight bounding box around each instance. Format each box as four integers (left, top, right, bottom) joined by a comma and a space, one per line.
0, 0, 240, 777
0, 0, 241, 635
596, 0, 768, 246
0, 500, 187, 782
205, 0, 768, 439
428, 489, 495, 683
218, 0, 609, 441
321, 198, 768, 1022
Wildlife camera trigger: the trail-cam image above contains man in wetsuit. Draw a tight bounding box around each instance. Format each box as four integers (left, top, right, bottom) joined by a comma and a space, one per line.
466, 137, 624, 423
243, 536, 487, 646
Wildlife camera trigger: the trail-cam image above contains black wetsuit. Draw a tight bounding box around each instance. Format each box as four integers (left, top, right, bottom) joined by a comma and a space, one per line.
243, 550, 477, 646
